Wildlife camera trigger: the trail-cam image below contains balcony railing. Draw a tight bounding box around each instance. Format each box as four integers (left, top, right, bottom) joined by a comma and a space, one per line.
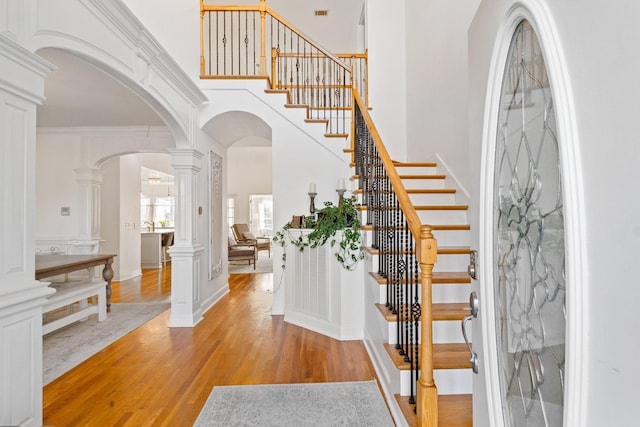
352, 89, 439, 426
200, 0, 367, 135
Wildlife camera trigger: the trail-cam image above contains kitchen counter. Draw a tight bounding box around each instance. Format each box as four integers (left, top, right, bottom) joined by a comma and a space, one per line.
141, 229, 174, 269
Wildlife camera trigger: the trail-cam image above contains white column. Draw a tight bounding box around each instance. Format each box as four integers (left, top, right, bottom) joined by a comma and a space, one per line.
168, 148, 205, 327
0, 35, 54, 427
74, 168, 103, 240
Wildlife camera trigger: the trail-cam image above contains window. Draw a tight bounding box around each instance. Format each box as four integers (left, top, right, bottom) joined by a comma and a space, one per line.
141, 195, 174, 228
227, 197, 235, 230
249, 195, 273, 237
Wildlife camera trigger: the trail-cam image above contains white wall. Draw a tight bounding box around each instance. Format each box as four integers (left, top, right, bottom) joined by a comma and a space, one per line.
35, 133, 91, 239
405, 0, 480, 193
227, 147, 272, 226
365, 0, 407, 160
118, 155, 143, 280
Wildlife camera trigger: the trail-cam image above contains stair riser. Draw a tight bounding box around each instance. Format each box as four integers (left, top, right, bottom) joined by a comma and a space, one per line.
388, 320, 464, 345
372, 282, 470, 306
433, 369, 473, 395
433, 254, 470, 272
408, 193, 457, 205
433, 320, 468, 344
397, 369, 472, 396
394, 166, 438, 175
431, 229, 470, 246
401, 179, 446, 190
416, 210, 468, 224
433, 283, 471, 304
360, 208, 467, 225
363, 229, 471, 250
386, 320, 466, 346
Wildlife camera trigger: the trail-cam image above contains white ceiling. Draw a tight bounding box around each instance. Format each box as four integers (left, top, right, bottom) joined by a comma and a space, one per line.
36, 49, 272, 148
37, 48, 165, 128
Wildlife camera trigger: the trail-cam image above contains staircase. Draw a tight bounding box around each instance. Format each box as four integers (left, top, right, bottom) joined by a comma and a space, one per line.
355, 160, 474, 426
200, 1, 475, 424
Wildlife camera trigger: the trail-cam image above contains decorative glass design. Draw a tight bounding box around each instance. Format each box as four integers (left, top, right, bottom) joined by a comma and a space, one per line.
494, 20, 566, 426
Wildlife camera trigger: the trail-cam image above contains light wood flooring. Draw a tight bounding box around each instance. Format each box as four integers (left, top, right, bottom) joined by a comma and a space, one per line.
43, 268, 378, 426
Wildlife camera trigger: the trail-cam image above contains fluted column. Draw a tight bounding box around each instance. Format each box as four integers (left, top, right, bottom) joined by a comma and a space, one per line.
168, 148, 205, 327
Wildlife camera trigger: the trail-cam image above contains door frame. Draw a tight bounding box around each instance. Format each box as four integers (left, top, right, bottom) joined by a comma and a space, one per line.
478, 1, 586, 425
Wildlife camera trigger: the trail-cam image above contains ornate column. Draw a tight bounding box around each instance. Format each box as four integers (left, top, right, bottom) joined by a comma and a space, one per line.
74, 168, 103, 241
168, 148, 205, 327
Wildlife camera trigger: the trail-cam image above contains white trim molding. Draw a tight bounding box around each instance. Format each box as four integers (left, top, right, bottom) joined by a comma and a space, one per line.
478, 1, 585, 426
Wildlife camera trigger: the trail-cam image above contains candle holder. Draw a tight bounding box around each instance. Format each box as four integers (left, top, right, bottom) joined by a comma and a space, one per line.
336, 188, 346, 205
308, 192, 317, 215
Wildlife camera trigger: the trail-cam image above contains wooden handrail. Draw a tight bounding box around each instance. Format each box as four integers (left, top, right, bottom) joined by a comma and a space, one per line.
352, 90, 422, 243
352, 88, 438, 426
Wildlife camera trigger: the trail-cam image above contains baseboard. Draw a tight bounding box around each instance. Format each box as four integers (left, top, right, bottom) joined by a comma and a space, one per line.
363, 334, 409, 427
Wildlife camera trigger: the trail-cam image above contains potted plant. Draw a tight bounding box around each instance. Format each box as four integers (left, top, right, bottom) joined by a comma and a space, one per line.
273, 195, 365, 271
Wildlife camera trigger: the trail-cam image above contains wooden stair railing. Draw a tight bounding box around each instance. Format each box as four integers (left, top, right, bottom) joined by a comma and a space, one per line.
200, 0, 368, 135
351, 89, 439, 427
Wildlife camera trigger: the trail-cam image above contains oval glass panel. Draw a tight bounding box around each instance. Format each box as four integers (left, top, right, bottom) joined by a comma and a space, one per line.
493, 19, 566, 427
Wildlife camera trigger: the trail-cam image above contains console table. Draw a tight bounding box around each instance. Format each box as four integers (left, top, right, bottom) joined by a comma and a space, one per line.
35, 254, 117, 312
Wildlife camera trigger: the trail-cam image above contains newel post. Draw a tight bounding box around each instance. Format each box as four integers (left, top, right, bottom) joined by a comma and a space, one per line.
416, 225, 438, 426
258, 0, 267, 75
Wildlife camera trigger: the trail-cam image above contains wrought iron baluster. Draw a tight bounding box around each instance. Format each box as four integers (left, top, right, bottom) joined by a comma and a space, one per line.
222, 11, 227, 75
410, 235, 419, 405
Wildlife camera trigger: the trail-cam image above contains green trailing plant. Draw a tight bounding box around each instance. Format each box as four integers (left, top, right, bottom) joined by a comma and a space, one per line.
272, 195, 365, 271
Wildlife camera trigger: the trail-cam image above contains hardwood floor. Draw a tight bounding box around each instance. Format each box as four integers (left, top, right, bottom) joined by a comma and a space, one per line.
43, 269, 378, 426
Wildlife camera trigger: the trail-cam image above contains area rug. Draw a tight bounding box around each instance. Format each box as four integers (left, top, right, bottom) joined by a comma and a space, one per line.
194, 380, 394, 427
229, 250, 273, 274
43, 301, 170, 385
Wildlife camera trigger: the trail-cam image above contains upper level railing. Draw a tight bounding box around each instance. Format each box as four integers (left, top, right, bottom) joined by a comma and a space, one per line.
352, 89, 439, 426
200, 0, 368, 135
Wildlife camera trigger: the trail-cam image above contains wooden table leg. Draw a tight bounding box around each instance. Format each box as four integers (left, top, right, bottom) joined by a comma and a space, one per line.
102, 258, 115, 312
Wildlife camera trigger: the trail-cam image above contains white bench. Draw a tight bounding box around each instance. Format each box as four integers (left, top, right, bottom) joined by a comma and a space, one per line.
43, 280, 107, 335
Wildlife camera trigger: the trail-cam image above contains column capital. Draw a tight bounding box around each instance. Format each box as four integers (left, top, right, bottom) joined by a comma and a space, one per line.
74, 168, 104, 184
168, 148, 204, 171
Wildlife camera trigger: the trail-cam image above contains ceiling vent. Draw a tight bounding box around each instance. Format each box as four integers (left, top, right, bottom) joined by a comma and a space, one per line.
314, 10, 328, 16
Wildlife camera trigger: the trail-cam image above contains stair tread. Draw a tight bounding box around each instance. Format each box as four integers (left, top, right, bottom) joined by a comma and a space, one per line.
383, 343, 472, 370
358, 205, 468, 211
438, 246, 471, 255
415, 205, 468, 211
375, 302, 470, 323
361, 224, 471, 231
354, 188, 457, 194
399, 174, 446, 179
369, 271, 471, 284
361, 246, 469, 256
325, 133, 348, 138
433, 303, 469, 320
396, 394, 472, 427
392, 161, 438, 167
